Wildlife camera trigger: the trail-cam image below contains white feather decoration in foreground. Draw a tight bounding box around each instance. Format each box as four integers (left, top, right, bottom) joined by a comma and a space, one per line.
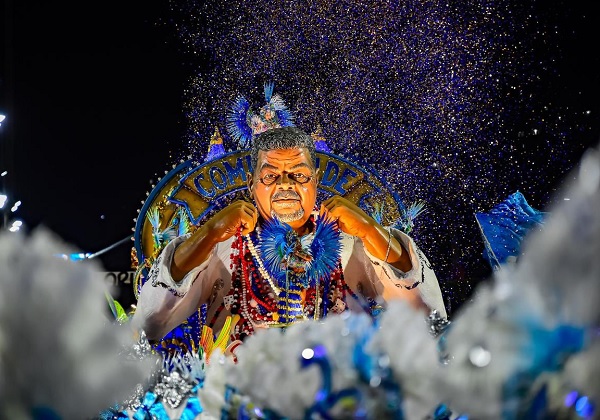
5, 146, 597, 420
225, 312, 378, 418
514, 145, 600, 327
197, 142, 600, 418
432, 145, 600, 419
369, 300, 443, 419
0, 227, 157, 419
211, 303, 443, 419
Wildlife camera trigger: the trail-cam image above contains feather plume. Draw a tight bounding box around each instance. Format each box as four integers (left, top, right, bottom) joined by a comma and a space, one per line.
269, 93, 295, 127
176, 207, 191, 237
147, 206, 160, 231
308, 216, 342, 282
370, 202, 385, 225
264, 81, 274, 103
257, 218, 295, 284
226, 95, 253, 148
0, 227, 157, 418
258, 216, 342, 288
147, 206, 176, 251
226, 83, 296, 150
394, 200, 428, 233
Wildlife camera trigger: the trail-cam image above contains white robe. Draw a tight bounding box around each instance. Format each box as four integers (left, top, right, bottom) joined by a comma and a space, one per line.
132, 228, 448, 340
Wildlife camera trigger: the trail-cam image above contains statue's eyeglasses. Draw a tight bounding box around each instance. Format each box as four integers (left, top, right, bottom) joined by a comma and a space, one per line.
258, 172, 314, 186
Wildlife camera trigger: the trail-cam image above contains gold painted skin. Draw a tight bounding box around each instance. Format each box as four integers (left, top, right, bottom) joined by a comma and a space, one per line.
248, 148, 317, 233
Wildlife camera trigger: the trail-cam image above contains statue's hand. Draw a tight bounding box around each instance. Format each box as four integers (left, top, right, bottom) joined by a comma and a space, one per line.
320, 195, 412, 272
320, 196, 377, 239
171, 200, 258, 281
206, 200, 258, 242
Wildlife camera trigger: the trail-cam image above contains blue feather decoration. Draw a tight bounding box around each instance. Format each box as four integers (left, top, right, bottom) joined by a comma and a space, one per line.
275, 107, 295, 127
257, 218, 295, 284
226, 95, 253, 148
257, 216, 342, 289
308, 217, 342, 284
370, 202, 385, 225
226, 83, 296, 150
475, 190, 546, 270
147, 206, 177, 251
264, 81, 274, 103
147, 207, 161, 232
176, 207, 191, 237
396, 199, 427, 234
268, 92, 295, 127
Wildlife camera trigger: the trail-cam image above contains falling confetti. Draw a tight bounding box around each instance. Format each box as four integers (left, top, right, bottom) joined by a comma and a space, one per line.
150, 0, 597, 314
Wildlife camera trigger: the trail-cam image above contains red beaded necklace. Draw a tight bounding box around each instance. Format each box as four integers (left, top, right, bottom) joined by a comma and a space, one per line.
221, 228, 349, 342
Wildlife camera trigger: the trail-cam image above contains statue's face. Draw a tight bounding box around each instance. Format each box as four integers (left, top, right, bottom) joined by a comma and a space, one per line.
248, 147, 318, 232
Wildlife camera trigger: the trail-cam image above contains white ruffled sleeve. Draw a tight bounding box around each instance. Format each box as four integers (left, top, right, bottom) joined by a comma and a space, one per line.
362, 228, 448, 318
131, 234, 219, 340
147, 234, 213, 297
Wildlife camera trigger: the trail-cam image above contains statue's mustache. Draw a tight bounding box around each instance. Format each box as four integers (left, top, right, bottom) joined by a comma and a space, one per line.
272, 191, 301, 200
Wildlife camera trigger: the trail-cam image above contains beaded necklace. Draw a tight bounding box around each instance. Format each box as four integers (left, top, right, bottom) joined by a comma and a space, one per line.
223, 219, 349, 341
247, 226, 306, 324
245, 231, 281, 295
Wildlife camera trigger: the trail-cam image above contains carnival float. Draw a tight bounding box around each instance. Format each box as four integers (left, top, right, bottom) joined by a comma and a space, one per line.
0, 84, 597, 420
108, 85, 597, 419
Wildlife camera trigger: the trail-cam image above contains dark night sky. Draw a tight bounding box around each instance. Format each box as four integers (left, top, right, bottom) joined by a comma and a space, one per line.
1, 1, 599, 306
1, 2, 189, 272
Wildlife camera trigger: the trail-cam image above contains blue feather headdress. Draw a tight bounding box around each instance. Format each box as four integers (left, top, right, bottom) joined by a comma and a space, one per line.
226, 82, 296, 149
256, 215, 342, 289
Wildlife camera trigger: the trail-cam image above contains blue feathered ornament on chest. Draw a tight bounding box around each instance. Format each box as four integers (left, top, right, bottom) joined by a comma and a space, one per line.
255, 215, 342, 289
